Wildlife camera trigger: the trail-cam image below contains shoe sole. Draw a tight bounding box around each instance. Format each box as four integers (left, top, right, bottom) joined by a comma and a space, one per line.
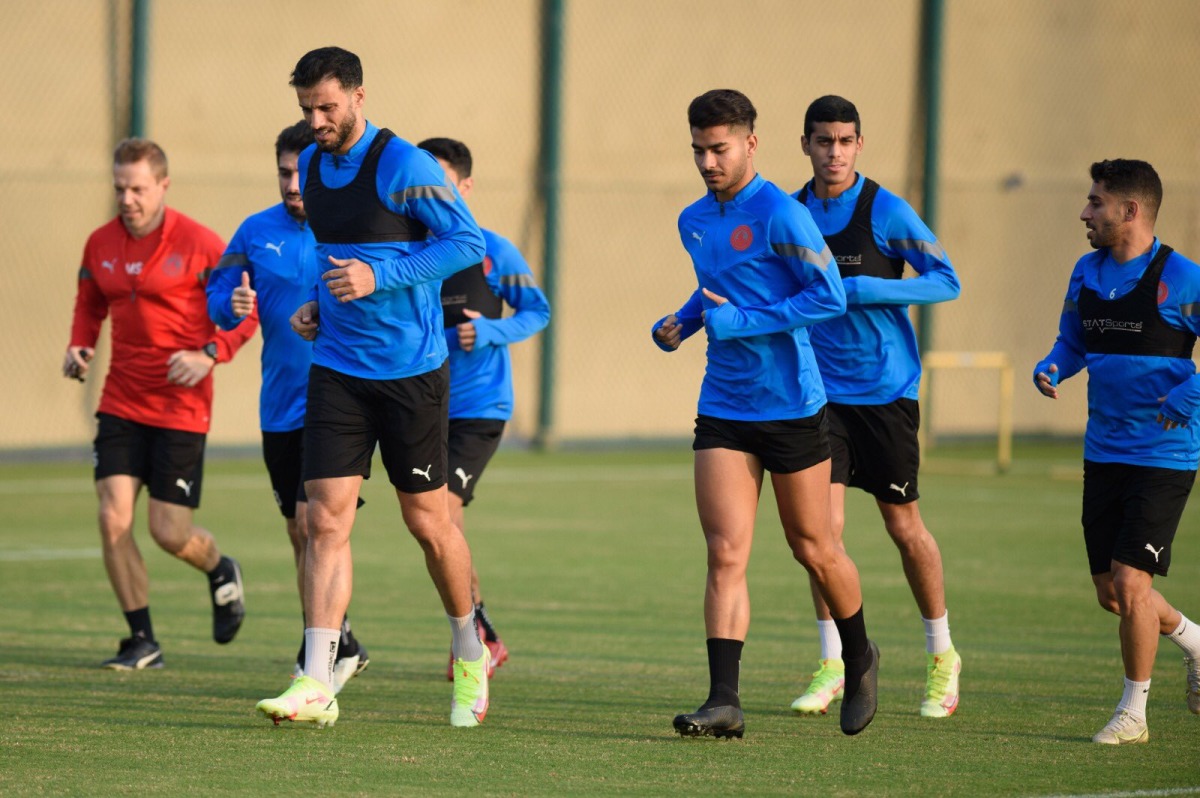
1093, 729, 1149, 745
102, 657, 164, 671
673, 718, 744, 739
256, 701, 338, 729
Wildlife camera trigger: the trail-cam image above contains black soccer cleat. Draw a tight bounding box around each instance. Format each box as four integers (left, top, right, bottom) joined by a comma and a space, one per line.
210, 556, 245, 644
101, 636, 164, 670
840, 640, 880, 736
673, 704, 745, 739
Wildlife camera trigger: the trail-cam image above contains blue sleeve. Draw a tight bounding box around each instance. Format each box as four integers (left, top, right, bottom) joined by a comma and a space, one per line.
1033, 266, 1087, 387
844, 191, 961, 306
370, 147, 485, 291
705, 210, 846, 340
1157, 255, 1200, 423
470, 237, 551, 349
652, 289, 704, 352
207, 223, 252, 331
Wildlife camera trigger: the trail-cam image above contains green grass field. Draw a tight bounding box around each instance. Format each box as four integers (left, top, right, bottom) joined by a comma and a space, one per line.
2, 441, 1199, 796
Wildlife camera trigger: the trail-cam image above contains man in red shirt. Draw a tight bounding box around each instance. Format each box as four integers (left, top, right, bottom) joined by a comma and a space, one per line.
63, 138, 257, 670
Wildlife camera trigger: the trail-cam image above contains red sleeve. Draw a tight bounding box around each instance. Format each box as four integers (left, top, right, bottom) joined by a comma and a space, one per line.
213, 306, 259, 362
69, 237, 108, 347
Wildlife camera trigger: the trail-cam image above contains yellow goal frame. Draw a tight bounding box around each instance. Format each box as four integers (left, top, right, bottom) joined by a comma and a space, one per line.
918, 351, 1014, 473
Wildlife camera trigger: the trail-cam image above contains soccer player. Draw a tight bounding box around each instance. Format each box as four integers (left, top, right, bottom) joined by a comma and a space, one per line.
1034, 159, 1200, 745
790, 96, 963, 718
63, 138, 254, 670
416, 137, 551, 680
255, 47, 489, 729
207, 120, 368, 694
652, 89, 880, 738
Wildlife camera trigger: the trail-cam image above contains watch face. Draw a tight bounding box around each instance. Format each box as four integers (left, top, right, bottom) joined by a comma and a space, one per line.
204, 343, 218, 360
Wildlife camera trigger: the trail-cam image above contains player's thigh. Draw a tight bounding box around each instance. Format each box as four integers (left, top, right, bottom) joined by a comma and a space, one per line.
376, 363, 450, 494
446, 418, 506, 506
693, 446, 762, 563
262, 428, 304, 519
773, 459, 834, 551
302, 365, 378, 483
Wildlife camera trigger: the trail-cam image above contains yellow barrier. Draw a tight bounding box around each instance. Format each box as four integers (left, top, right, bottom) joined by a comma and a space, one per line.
919, 351, 1014, 473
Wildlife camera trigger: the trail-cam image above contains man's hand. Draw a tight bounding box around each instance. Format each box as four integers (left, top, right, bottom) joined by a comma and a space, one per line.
457, 308, 481, 352
654, 314, 682, 350
166, 350, 214, 387
290, 301, 319, 341
1157, 396, 1188, 431
62, 346, 94, 382
701, 287, 728, 323
322, 256, 376, 302
1034, 363, 1059, 399
231, 270, 256, 318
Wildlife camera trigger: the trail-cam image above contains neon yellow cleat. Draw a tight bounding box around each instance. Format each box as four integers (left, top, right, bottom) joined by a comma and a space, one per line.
1092, 709, 1149, 745
256, 675, 339, 729
920, 647, 962, 718
791, 658, 845, 714
450, 648, 490, 728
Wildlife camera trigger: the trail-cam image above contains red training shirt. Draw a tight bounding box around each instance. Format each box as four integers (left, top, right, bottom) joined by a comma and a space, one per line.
69, 207, 257, 433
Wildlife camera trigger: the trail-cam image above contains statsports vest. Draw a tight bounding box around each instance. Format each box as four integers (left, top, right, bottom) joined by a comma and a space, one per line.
797, 178, 904, 279
1078, 244, 1194, 358
441, 259, 503, 327
303, 128, 429, 244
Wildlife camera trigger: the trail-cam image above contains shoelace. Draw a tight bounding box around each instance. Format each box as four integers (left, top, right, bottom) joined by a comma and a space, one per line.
926, 656, 955, 693
808, 663, 844, 691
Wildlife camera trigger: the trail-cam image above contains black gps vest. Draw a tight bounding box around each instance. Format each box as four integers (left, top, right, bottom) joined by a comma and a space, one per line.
442, 260, 503, 328
1077, 244, 1194, 358
303, 128, 430, 245
797, 178, 904, 280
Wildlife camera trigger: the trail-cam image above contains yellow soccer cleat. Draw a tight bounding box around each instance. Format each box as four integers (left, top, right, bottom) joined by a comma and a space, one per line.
256, 675, 339, 729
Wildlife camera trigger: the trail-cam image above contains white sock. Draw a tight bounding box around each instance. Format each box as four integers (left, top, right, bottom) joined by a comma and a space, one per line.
817, 619, 842, 661
923, 612, 953, 655
448, 612, 484, 662
1116, 676, 1150, 719
303, 627, 340, 690
1164, 614, 1200, 659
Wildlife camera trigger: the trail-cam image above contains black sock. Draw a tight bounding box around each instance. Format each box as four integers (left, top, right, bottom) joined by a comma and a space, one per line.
833, 606, 869, 662
124, 607, 154, 642
474, 602, 499, 642
701, 638, 743, 709
206, 555, 233, 588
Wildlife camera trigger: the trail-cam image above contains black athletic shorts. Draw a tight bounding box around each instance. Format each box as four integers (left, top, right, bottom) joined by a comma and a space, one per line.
262, 428, 306, 519
693, 408, 830, 474
827, 398, 921, 504
1082, 460, 1195, 577
93, 412, 206, 508
303, 363, 449, 494
447, 418, 506, 506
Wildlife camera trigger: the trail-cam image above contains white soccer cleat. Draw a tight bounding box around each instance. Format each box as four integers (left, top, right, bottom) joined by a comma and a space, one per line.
1092, 709, 1148, 745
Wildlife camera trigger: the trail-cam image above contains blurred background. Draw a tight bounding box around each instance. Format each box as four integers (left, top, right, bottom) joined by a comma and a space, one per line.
5, 0, 1200, 453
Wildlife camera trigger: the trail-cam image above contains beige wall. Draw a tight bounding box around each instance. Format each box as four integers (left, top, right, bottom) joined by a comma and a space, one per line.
4, 1, 1199, 450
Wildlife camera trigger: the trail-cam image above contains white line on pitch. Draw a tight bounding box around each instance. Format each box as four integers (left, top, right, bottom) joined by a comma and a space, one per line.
1033, 787, 1200, 798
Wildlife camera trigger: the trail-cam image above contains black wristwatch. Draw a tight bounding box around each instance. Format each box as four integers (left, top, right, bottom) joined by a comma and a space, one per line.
202, 341, 219, 362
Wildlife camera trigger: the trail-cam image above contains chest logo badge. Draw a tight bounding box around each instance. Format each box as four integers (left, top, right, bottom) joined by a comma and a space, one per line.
730, 225, 753, 252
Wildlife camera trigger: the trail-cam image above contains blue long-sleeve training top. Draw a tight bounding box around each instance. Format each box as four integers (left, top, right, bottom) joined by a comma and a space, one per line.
207, 203, 316, 432
444, 228, 550, 420
1034, 238, 1200, 470
796, 174, 960, 404
653, 173, 846, 421
298, 121, 485, 380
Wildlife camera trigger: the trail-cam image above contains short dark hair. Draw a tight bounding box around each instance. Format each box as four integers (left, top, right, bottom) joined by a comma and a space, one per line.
290, 47, 362, 90
417, 137, 473, 179
687, 89, 757, 132
275, 120, 313, 161
804, 95, 861, 138
1090, 159, 1162, 222
113, 138, 168, 179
